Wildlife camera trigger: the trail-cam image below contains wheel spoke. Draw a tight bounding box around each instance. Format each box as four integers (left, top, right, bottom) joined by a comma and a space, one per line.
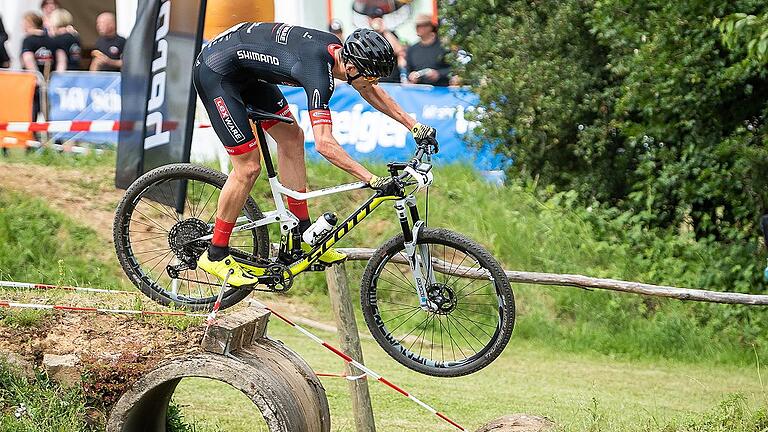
117, 169, 264, 308
367, 235, 512, 374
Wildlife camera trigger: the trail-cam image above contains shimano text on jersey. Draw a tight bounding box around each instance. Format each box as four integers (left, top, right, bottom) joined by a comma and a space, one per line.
237, 50, 280, 66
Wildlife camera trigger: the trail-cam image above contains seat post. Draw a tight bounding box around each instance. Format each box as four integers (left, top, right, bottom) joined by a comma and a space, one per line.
254, 121, 277, 178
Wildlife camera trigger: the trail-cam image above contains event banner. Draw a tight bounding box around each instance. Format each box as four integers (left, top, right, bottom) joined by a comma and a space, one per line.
280, 83, 503, 170
48, 71, 120, 144
115, 0, 207, 210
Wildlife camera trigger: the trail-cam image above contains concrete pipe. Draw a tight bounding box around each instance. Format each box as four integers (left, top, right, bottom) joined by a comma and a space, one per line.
107, 338, 331, 432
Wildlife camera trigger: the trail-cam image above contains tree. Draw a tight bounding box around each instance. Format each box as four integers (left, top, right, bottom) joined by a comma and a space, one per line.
444, 0, 768, 244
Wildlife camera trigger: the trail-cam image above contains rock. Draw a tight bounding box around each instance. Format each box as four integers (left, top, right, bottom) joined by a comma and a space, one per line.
43, 353, 81, 387
476, 414, 555, 432
0, 351, 35, 379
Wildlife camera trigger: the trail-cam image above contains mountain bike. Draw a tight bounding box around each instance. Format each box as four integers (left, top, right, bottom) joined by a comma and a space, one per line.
113, 108, 515, 377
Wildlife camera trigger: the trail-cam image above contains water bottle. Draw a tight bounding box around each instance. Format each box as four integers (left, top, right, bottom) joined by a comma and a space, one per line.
399, 66, 408, 84
302, 212, 338, 245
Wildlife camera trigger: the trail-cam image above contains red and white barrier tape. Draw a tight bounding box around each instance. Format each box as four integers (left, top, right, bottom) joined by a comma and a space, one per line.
0, 300, 207, 318
0, 280, 137, 296
262, 303, 470, 432
0, 121, 211, 133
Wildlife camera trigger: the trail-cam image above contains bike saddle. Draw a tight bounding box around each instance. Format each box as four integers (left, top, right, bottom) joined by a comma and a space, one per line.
246, 106, 295, 124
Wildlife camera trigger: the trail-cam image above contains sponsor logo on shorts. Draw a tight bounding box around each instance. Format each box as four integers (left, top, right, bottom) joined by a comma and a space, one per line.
214, 97, 245, 143
236, 50, 280, 65
275, 24, 293, 45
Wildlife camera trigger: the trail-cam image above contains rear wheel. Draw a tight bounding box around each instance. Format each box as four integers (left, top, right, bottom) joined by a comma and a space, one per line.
361, 228, 515, 377
113, 163, 270, 311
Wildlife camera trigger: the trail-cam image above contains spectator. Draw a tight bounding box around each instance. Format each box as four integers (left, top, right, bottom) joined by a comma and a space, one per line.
50, 9, 81, 71
369, 16, 407, 83
90, 12, 126, 71
329, 19, 344, 41
0, 15, 9, 69
21, 12, 55, 75
406, 14, 450, 86
40, 0, 61, 34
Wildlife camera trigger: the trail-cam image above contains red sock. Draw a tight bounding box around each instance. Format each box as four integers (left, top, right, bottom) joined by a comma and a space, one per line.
211, 217, 236, 247
287, 189, 310, 221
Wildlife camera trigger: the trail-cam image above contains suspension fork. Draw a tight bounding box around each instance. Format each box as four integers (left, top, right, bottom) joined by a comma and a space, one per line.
395, 196, 435, 311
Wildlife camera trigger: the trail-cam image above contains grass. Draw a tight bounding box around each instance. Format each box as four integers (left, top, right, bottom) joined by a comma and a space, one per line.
1, 336, 764, 432
0, 188, 128, 291
1, 152, 767, 430
1, 153, 766, 365
169, 321, 767, 432
0, 360, 204, 432
0, 360, 91, 431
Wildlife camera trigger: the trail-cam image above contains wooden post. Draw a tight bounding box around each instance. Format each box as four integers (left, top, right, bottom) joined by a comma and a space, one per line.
326, 262, 376, 432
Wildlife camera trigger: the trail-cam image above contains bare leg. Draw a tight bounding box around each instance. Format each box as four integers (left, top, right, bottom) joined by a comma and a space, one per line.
267, 121, 306, 192
217, 144, 263, 223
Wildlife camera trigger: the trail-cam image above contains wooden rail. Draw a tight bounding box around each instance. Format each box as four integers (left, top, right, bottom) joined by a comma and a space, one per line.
337, 248, 768, 306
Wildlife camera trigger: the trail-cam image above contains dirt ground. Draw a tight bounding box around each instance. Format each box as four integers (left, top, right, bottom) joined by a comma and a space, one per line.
0, 160, 332, 371
0, 162, 122, 242
0, 312, 203, 368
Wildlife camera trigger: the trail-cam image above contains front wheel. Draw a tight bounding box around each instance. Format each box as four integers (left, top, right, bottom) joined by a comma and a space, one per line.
361, 228, 515, 377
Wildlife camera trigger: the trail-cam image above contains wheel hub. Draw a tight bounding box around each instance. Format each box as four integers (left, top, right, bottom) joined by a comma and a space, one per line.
168, 218, 210, 267
427, 283, 457, 314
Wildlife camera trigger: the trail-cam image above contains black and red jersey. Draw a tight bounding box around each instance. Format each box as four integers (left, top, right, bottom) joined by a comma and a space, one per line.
198, 22, 341, 126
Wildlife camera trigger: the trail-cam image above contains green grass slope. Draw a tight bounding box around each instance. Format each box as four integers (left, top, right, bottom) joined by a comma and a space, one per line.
250, 162, 768, 365
0, 189, 125, 290
0, 155, 766, 431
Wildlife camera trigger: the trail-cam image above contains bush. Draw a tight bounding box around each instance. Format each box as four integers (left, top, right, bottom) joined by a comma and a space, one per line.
444, 0, 768, 286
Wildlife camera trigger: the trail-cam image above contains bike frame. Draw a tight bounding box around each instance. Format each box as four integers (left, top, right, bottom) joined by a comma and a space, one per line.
196, 120, 436, 308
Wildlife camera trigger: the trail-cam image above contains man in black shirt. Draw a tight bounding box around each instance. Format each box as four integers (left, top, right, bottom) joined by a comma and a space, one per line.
90, 13, 125, 71
406, 14, 450, 86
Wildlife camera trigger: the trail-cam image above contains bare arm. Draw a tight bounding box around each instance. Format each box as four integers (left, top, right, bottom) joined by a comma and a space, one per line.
55, 49, 67, 71
312, 123, 373, 182
22, 52, 37, 71
355, 81, 416, 130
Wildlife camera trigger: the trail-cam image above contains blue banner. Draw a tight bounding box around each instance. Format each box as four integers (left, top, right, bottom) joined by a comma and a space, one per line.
48, 71, 121, 144
281, 83, 503, 170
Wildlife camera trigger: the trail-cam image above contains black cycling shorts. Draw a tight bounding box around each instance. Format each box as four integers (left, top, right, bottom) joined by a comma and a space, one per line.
193, 61, 293, 155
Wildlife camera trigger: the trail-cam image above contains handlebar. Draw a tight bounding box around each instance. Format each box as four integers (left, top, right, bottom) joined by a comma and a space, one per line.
389, 141, 436, 181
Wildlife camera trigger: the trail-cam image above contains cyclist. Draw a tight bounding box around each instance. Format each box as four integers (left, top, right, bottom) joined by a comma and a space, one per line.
192, 23, 438, 286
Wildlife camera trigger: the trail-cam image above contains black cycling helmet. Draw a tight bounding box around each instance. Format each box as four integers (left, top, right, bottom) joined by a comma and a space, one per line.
341, 28, 395, 80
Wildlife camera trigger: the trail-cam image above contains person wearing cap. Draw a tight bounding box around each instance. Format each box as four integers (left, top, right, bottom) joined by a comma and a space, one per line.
406, 14, 450, 86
